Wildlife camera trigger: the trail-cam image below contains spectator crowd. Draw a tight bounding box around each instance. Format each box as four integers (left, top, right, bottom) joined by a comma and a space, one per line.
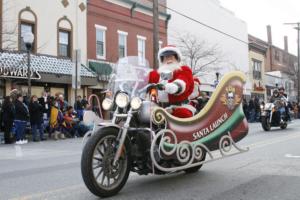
1, 88, 300, 145
0, 91, 90, 144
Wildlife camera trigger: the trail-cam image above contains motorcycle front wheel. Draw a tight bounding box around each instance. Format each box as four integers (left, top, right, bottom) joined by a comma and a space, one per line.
280, 122, 287, 129
261, 116, 271, 131
81, 127, 131, 198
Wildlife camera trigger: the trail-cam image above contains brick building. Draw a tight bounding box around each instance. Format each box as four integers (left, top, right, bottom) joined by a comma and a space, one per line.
86, 0, 170, 70
248, 34, 268, 101
248, 26, 298, 101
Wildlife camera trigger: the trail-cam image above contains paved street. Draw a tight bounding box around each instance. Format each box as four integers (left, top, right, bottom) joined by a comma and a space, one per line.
1, 121, 300, 200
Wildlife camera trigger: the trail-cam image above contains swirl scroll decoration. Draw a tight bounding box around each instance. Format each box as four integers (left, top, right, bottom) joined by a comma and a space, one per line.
152, 107, 168, 125
150, 130, 249, 172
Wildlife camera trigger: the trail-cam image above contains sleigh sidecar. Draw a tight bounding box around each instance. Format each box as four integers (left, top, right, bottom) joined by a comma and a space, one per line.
81, 56, 249, 198
149, 71, 249, 172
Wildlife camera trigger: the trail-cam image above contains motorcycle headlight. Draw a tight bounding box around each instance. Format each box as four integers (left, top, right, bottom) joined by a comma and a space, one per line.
260, 105, 264, 110
115, 93, 129, 108
130, 97, 142, 110
102, 98, 113, 110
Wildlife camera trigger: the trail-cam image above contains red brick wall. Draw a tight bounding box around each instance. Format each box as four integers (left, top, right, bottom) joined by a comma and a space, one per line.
87, 0, 168, 67
265, 47, 296, 74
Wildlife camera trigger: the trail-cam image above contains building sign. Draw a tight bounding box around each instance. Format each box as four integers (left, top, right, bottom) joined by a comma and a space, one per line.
0, 66, 41, 80
253, 82, 265, 92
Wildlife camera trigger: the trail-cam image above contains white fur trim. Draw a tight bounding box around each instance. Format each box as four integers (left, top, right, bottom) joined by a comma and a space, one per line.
189, 83, 200, 100
157, 91, 169, 103
173, 79, 186, 95
181, 104, 196, 115
158, 46, 182, 64
158, 62, 181, 73
165, 83, 179, 94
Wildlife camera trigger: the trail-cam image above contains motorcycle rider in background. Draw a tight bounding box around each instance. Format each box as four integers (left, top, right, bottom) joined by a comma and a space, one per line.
278, 87, 291, 121
270, 89, 287, 122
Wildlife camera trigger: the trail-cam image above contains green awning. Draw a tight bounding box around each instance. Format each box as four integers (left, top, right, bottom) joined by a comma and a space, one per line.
89, 61, 113, 76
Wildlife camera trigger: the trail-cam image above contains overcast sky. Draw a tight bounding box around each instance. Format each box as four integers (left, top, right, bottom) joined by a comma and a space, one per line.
219, 0, 299, 55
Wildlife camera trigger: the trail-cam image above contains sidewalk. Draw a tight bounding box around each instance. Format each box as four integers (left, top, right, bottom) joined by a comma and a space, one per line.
0, 138, 83, 161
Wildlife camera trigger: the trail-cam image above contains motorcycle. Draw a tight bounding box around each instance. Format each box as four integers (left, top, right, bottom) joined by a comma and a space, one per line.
260, 99, 288, 131
81, 57, 249, 197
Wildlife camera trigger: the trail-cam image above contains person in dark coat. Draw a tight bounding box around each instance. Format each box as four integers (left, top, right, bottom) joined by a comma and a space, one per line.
254, 97, 261, 122
38, 92, 51, 118
74, 95, 84, 120
248, 97, 256, 123
81, 96, 89, 109
279, 87, 290, 121
242, 98, 249, 120
29, 95, 46, 141
14, 93, 29, 144
1, 96, 14, 144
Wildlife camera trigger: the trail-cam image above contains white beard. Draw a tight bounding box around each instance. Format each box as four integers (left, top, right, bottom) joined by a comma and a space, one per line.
158, 62, 181, 73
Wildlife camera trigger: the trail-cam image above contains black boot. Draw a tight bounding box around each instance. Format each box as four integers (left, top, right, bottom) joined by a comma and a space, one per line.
4, 128, 12, 144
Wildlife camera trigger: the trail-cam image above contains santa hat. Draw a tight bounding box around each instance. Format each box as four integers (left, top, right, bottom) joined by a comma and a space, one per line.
158, 45, 182, 64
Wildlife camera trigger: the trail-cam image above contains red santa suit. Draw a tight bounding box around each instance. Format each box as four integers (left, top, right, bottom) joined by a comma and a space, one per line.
189, 77, 202, 109
148, 48, 195, 118
149, 45, 195, 118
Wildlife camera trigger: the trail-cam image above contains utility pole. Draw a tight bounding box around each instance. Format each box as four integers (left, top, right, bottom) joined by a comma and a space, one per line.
153, 0, 159, 69
284, 22, 300, 103
75, 50, 78, 104
297, 22, 300, 104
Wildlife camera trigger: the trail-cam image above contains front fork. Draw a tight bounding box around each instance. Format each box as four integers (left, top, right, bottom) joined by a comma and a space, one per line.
269, 110, 273, 124
113, 109, 133, 166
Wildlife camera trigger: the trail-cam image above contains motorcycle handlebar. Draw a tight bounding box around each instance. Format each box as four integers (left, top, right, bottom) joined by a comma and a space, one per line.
138, 83, 165, 94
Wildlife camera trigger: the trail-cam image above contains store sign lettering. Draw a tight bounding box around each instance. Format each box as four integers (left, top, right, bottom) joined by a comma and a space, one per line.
0, 66, 41, 80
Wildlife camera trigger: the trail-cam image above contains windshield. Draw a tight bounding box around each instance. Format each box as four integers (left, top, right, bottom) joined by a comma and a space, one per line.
107, 56, 151, 98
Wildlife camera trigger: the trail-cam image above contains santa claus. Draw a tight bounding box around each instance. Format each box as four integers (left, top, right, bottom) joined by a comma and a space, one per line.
148, 45, 195, 118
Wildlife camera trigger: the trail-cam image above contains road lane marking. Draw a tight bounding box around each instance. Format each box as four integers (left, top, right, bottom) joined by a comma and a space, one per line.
285, 154, 300, 158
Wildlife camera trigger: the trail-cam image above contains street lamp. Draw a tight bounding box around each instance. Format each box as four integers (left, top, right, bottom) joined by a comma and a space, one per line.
214, 72, 220, 87
216, 72, 220, 81
23, 32, 34, 98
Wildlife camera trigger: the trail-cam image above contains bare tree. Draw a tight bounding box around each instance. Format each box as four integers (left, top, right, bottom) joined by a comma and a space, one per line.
175, 32, 223, 74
